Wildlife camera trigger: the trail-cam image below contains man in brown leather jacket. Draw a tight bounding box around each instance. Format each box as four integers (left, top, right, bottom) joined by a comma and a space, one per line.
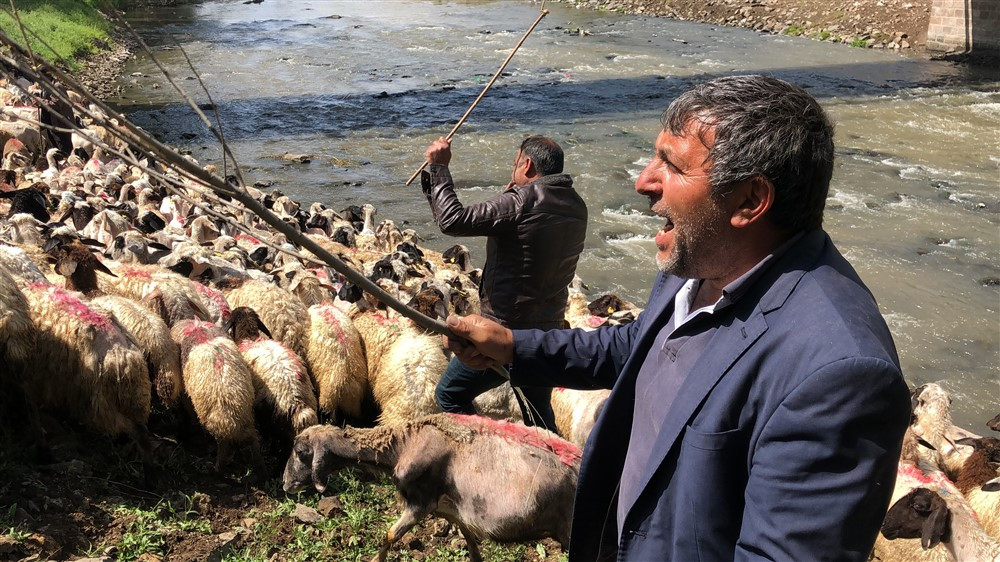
420, 135, 588, 429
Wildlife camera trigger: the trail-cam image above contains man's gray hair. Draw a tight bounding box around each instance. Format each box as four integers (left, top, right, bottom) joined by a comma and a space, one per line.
662, 75, 835, 232
520, 136, 564, 176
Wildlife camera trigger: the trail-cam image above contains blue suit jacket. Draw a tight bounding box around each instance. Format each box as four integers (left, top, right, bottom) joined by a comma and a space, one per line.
510, 229, 910, 561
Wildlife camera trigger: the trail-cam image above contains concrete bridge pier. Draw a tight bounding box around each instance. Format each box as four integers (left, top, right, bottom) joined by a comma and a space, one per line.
927, 0, 1000, 55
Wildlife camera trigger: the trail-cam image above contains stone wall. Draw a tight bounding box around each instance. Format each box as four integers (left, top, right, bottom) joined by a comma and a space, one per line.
926, 0, 1000, 53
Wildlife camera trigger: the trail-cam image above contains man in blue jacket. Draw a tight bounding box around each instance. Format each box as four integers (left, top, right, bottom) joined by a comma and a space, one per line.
443, 75, 911, 561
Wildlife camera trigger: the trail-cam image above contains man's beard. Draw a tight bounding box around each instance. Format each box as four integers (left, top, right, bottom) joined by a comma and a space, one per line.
656, 203, 727, 279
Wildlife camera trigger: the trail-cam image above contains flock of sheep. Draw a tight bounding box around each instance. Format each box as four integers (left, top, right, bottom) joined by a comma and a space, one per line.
0, 71, 636, 558
1, 71, 997, 561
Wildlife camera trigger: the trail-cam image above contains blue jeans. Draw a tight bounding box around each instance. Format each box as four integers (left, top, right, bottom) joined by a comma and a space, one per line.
435, 357, 556, 431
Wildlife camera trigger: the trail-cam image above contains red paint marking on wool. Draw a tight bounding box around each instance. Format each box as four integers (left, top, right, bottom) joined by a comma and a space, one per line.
46, 286, 113, 332
119, 266, 152, 279
446, 414, 582, 467
235, 234, 260, 244
310, 268, 329, 280
587, 316, 603, 328
180, 322, 215, 346
316, 305, 350, 346
212, 349, 226, 373
193, 282, 230, 318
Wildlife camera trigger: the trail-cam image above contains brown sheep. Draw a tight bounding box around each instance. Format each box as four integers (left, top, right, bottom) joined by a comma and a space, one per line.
283, 414, 580, 562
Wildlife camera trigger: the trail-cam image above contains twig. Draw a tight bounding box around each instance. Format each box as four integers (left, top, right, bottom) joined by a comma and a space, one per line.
404, 5, 550, 185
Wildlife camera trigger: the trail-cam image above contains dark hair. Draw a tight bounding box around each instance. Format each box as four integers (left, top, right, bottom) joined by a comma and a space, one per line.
662, 75, 834, 232
519, 136, 564, 176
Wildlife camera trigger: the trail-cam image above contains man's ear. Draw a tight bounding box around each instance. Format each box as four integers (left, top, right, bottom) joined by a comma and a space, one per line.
729, 175, 774, 229
521, 155, 537, 178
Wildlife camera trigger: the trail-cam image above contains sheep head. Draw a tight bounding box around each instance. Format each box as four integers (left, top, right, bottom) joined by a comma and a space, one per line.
283, 425, 360, 494
224, 306, 272, 344
881, 488, 951, 549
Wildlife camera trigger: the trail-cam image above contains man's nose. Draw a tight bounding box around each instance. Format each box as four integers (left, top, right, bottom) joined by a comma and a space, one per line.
635, 164, 657, 195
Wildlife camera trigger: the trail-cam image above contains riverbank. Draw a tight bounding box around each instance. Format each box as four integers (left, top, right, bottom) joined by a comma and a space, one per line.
554, 0, 933, 53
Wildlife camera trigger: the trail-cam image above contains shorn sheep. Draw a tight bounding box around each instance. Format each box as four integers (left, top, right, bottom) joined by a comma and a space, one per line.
170, 319, 262, 472
224, 307, 319, 436
551, 387, 610, 448
283, 413, 580, 562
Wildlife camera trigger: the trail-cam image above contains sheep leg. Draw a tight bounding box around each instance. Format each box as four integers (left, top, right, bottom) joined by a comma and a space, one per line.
128, 422, 157, 489
456, 523, 483, 562
215, 439, 234, 473
374, 506, 427, 562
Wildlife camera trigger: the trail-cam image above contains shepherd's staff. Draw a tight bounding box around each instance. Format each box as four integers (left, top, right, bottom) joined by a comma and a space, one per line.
404, 1, 549, 186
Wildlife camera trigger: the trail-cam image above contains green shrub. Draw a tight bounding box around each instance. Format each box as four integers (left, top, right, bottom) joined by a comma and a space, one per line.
849, 38, 868, 48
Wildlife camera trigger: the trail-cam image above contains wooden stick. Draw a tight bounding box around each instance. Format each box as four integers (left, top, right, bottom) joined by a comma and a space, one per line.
405, 6, 550, 186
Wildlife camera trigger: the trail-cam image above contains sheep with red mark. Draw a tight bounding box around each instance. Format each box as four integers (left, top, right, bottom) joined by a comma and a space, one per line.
224, 278, 310, 362
881, 483, 1000, 561
49, 240, 183, 408
98, 262, 213, 325
283, 413, 579, 562
350, 308, 450, 425
306, 303, 368, 421
170, 318, 262, 472
225, 307, 318, 436
20, 283, 151, 446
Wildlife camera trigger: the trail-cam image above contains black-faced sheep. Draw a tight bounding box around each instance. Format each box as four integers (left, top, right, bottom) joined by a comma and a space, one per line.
283, 414, 580, 562
882, 486, 1000, 562
224, 278, 310, 362
170, 319, 262, 472
225, 307, 319, 436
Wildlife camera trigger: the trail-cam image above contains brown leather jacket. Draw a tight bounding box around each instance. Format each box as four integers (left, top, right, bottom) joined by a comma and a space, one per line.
422, 164, 588, 330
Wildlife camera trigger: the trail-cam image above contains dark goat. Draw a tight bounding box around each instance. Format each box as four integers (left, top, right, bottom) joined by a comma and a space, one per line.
283, 414, 579, 562
989, 413, 1000, 432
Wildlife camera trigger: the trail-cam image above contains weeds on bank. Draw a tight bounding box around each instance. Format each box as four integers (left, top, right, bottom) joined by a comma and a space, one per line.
0, 0, 129, 69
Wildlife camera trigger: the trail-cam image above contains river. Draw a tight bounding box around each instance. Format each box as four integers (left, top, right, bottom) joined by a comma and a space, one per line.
112, 0, 1000, 432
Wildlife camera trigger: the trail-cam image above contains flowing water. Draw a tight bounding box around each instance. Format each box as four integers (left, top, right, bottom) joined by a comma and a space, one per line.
112, 0, 1000, 431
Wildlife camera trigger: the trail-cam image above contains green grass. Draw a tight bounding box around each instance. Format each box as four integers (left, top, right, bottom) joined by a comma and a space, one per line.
816, 30, 831, 41
0, 0, 130, 70
848, 38, 869, 48
781, 24, 805, 37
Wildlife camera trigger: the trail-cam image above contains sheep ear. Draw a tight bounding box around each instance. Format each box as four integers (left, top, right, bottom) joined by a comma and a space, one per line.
92, 257, 117, 277
311, 440, 332, 493
921, 500, 950, 549
433, 300, 449, 321
222, 315, 236, 339
256, 318, 272, 339
983, 477, 1000, 492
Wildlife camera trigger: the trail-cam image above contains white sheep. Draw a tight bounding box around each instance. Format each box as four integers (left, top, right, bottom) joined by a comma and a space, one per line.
224, 278, 310, 362
881, 466, 1000, 562
351, 309, 449, 425
21, 283, 151, 442
170, 319, 262, 472
283, 413, 580, 562
224, 306, 319, 436
306, 303, 368, 421
551, 387, 611, 448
